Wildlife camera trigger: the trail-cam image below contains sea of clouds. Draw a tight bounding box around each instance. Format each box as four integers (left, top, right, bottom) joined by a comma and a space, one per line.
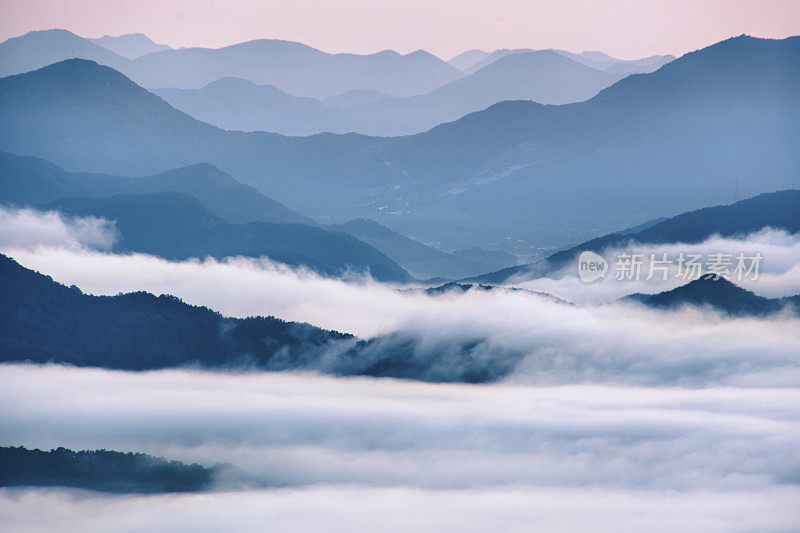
2, 206, 799, 385
1, 364, 799, 532
1, 206, 799, 531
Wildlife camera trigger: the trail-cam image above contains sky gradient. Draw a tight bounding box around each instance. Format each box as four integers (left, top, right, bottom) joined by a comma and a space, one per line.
0, 0, 798, 60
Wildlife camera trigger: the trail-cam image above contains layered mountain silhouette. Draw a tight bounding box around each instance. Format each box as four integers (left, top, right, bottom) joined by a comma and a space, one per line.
322, 88, 397, 108
625, 274, 799, 316
447, 49, 492, 71
0, 152, 412, 281
88, 33, 171, 59
39, 193, 413, 282
0, 151, 311, 225
0, 29, 463, 98
1, 29, 670, 136
0, 28, 131, 77
451, 47, 673, 74
339, 50, 626, 135
472, 190, 800, 283
1, 36, 797, 252
1, 152, 505, 280
153, 77, 361, 136
155, 50, 627, 136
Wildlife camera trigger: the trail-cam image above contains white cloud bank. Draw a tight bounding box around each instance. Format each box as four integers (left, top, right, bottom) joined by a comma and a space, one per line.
1, 364, 799, 532
1, 206, 800, 530
3, 485, 799, 533
0, 207, 117, 251
2, 206, 800, 385
3, 245, 800, 385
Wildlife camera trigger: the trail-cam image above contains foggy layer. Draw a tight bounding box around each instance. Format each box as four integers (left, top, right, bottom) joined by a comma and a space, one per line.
2, 206, 800, 385
1, 364, 799, 492
1, 364, 799, 532
2, 485, 799, 533
1, 208, 799, 530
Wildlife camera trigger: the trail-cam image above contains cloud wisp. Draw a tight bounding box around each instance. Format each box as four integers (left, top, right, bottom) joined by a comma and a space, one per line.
515, 228, 800, 303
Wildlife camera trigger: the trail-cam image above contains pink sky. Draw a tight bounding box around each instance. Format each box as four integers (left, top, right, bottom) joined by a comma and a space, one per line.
0, 0, 798, 60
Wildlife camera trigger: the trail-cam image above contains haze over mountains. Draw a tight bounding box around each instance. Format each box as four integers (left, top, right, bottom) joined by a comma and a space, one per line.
474, 189, 800, 283
451, 48, 674, 75
0, 29, 130, 77
154, 50, 627, 136
1, 35, 797, 255
0, 29, 462, 98
89, 33, 172, 59
0, 151, 513, 279
0, 152, 417, 282
0, 151, 311, 225
325, 218, 516, 279
0, 29, 673, 136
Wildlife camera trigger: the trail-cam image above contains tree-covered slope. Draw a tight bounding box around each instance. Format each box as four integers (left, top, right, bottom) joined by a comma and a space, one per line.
0, 253, 353, 369
0, 446, 216, 493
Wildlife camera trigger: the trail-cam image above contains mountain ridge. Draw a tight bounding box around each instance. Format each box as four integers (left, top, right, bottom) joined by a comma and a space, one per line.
154, 50, 628, 136
1, 35, 797, 252
39, 192, 414, 282
624, 274, 800, 316
0, 29, 464, 98
470, 190, 800, 283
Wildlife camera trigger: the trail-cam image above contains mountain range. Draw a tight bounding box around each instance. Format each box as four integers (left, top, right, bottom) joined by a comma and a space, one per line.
153, 50, 627, 136
0, 35, 797, 254
42, 192, 413, 282
0, 151, 510, 279
0, 152, 414, 282
0, 151, 311, 224
88, 33, 172, 59
1, 29, 665, 137
0, 29, 463, 98
450, 47, 674, 75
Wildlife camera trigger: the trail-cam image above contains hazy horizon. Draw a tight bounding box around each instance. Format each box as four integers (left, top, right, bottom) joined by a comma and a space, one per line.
1, 0, 798, 61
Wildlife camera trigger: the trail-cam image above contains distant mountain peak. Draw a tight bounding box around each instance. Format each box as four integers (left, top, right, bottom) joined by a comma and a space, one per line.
7, 58, 143, 97
405, 49, 439, 59
625, 273, 798, 316
203, 76, 260, 89
89, 32, 171, 59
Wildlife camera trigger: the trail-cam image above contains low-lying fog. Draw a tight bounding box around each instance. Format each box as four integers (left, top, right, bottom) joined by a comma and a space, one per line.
2, 206, 799, 531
